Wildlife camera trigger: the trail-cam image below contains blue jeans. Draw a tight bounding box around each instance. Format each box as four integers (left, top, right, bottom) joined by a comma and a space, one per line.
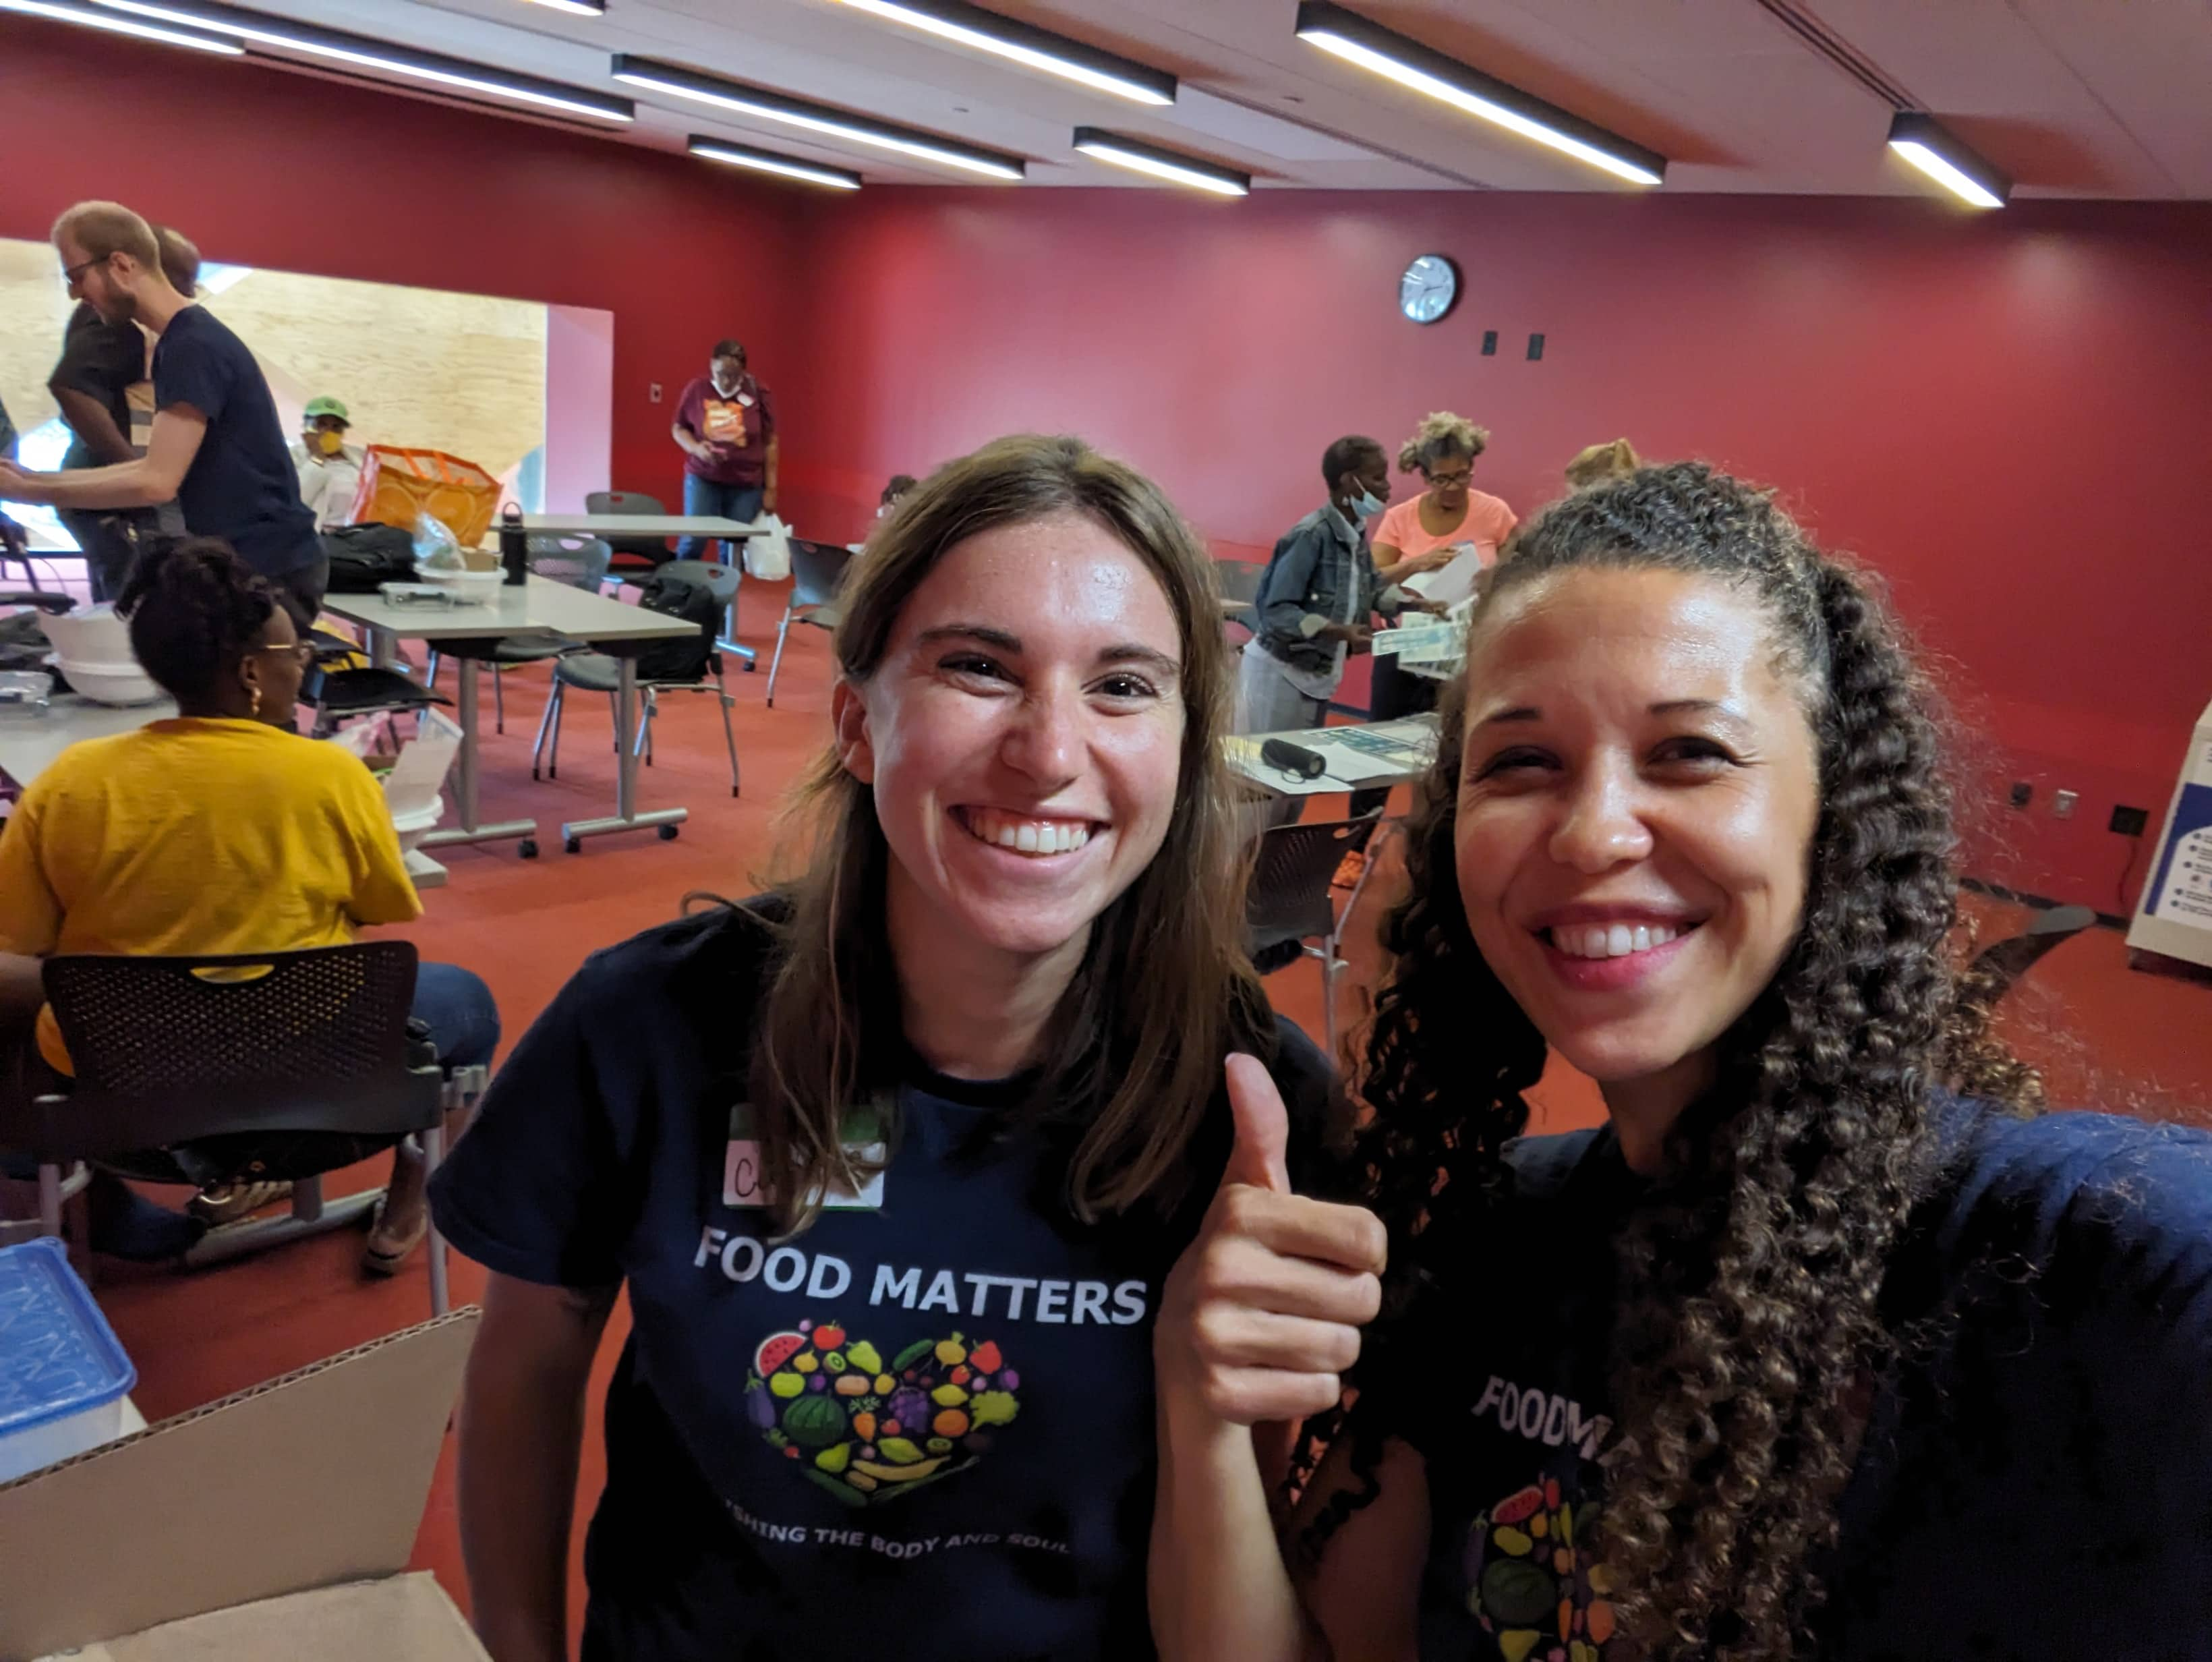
678, 475, 763, 561
411, 961, 500, 1074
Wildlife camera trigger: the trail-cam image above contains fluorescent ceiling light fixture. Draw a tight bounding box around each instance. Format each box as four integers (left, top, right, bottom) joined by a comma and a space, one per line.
519, 0, 604, 13
1886, 111, 2008, 208
1, 0, 239, 53
689, 136, 861, 191
92, 0, 635, 121
1072, 127, 1248, 196
613, 55, 1024, 179
830, 0, 1174, 106
1293, 1, 1662, 186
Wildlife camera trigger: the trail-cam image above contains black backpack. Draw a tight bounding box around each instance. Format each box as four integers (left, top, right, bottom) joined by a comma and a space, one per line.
322, 523, 417, 592
632, 572, 722, 683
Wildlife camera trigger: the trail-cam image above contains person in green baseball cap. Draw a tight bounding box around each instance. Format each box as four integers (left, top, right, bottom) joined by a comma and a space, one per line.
290, 393, 363, 527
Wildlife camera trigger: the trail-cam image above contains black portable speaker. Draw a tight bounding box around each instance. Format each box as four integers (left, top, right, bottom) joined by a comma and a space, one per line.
1260, 737, 1327, 780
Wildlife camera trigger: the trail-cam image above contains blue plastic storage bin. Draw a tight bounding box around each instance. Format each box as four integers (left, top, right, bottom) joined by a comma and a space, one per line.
0, 1237, 138, 1483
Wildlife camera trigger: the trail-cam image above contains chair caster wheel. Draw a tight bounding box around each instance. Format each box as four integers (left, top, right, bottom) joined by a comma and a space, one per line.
565, 836, 583, 855
519, 839, 538, 859
658, 824, 680, 841
744, 660, 757, 672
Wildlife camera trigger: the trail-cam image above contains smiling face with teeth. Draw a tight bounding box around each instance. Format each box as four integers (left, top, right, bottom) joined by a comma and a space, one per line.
1453, 567, 1822, 1105
833, 509, 1187, 974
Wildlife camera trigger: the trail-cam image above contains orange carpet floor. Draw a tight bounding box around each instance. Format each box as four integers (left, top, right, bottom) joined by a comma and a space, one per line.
69, 579, 2212, 1653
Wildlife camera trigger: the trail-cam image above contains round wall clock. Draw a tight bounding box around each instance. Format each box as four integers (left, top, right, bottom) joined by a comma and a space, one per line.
1399, 254, 1459, 324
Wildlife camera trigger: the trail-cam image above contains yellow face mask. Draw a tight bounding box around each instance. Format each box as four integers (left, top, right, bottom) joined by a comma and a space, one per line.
315, 428, 345, 457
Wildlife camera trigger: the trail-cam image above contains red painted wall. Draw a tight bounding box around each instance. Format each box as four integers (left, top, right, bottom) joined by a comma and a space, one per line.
7, 18, 2208, 911
782, 189, 2212, 914
0, 15, 797, 507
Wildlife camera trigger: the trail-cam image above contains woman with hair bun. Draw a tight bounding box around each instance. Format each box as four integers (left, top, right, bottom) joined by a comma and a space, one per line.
1366, 413, 1518, 728
1153, 463, 2212, 1659
1563, 436, 1641, 490
0, 538, 498, 1265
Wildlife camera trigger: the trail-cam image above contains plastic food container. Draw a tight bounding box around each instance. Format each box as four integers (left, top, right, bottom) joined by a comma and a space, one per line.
0, 670, 53, 706
417, 567, 503, 606
55, 662, 165, 706
0, 1238, 138, 1483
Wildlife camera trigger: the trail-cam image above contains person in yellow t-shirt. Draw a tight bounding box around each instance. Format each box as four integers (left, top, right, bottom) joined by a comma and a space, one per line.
0, 539, 499, 1266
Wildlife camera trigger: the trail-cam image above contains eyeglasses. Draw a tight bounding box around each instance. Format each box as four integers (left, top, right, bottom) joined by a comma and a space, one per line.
61, 253, 112, 286
250, 642, 316, 669
1427, 470, 1473, 488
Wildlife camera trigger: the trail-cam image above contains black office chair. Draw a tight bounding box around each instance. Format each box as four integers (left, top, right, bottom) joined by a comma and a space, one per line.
765, 538, 854, 708
587, 489, 676, 577
1244, 812, 1385, 1058
0, 512, 42, 592
426, 535, 612, 734
1964, 903, 2098, 1010
303, 628, 450, 742
0, 943, 477, 1314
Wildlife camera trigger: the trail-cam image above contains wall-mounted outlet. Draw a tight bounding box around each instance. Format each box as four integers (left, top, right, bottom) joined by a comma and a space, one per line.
2110, 803, 2149, 836
1481, 330, 1498, 356
1526, 332, 1546, 361
649, 382, 664, 404
2052, 789, 2078, 819
2008, 781, 2033, 809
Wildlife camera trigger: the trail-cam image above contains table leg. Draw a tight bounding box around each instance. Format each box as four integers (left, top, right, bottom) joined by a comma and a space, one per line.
714, 539, 757, 666
560, 652, 688, 848
420, 650, 538, 853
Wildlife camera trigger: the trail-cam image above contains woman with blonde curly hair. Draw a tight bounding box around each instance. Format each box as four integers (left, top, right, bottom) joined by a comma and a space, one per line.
1367, 413, 1518, 727
1152, 462, 2212, 1659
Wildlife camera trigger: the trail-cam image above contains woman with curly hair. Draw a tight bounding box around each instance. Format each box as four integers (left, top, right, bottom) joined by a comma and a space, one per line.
0, 538, 498, 1265
1364, 413, 1519, 745
1151, 462, 2212, 1659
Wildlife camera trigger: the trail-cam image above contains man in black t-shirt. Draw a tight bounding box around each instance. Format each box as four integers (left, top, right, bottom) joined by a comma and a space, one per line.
0, 202, 325, 627
44, 227, 200, 601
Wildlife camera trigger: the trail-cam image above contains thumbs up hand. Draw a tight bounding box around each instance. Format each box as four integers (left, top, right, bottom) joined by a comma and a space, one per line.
1157, 1056, 1388, 1428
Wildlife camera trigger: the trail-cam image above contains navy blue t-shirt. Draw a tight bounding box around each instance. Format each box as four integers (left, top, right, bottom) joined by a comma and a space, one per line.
1354, 1100, 2212, 1659
430, 900, 1338, 1662
151, 305, 319, 576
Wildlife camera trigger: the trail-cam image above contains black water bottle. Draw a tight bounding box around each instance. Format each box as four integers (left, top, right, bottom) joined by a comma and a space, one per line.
499, 503, 527, 585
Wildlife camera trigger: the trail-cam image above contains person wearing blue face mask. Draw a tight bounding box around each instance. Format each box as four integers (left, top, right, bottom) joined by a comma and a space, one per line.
1237, 434, 1427, 825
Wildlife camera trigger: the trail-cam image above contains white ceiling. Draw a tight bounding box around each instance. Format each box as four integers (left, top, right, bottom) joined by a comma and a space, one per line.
194, 0, 2212, 196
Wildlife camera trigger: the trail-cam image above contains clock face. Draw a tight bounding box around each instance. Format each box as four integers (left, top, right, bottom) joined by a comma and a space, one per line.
1400, 254, 1459, 324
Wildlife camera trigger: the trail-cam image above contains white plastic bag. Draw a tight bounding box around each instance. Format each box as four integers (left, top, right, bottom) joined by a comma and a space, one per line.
412, 511, 464, 572
743, 513, 792, 583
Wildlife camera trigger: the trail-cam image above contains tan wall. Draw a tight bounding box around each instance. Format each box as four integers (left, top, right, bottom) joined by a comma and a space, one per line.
0, 237, 543, 483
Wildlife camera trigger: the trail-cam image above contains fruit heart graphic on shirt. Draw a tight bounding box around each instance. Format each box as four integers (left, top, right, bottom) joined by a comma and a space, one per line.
745, 1319, 1022, 1508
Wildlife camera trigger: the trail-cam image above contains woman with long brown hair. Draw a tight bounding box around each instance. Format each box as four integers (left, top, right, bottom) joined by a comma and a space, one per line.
1151, 462, 2212, 1658
430, 434, 1335, 1662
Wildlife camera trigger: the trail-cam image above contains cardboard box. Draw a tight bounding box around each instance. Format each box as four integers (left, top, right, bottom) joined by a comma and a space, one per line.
0, 1309, 484, 1662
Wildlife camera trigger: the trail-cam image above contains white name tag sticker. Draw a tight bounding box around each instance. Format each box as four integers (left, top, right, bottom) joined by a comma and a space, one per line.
723, 1139, 887, 1211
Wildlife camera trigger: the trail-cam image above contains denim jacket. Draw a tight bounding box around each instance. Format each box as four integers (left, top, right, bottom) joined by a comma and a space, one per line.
1252, 503, 1405, 676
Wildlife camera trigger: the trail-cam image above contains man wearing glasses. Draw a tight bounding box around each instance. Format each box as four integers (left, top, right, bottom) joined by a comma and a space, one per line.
0, 201, 326, 630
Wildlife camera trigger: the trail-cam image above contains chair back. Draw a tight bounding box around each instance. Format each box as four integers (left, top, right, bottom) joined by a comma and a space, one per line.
788, 538, 854, 610
586, 491, 672, 567
527, 534, 612, 592
656, 559, 741, 606
1964, 903, 2098, 1010
1246, 814, 1383, 955
1214, 559, 1264, 607
6, 944, 440, 1162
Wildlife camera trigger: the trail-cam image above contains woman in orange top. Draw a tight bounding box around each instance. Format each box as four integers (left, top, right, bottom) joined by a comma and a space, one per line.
1364, 413, 1518, 735
0, 540, 498, 1263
